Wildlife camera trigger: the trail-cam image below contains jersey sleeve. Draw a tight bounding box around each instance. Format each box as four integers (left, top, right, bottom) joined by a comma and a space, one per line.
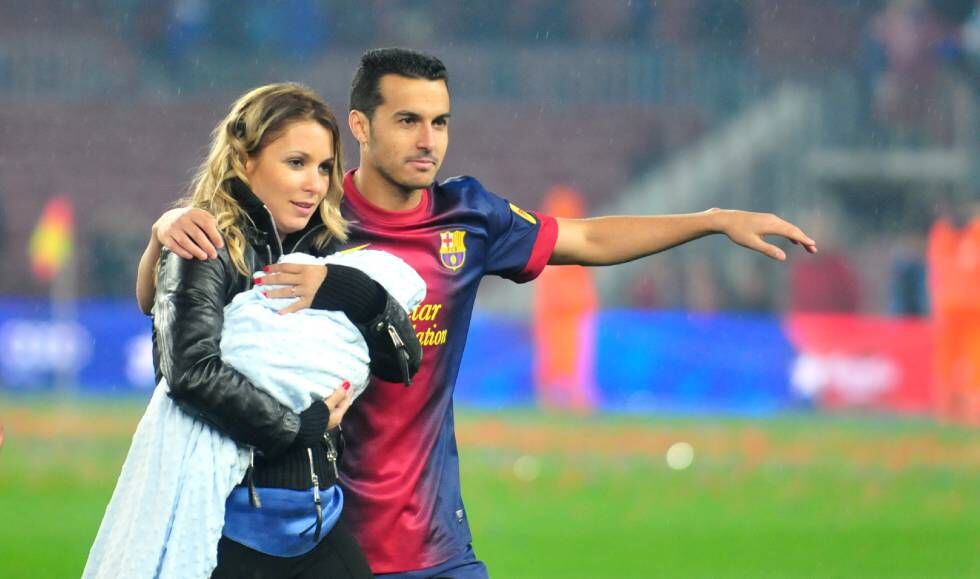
482, 188, 558, 283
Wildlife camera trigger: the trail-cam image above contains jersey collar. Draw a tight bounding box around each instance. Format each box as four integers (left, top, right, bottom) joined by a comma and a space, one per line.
342, 169, 431, 226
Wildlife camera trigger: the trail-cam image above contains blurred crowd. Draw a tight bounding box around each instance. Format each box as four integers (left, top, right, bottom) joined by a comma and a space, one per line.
626, 207, 932, 316
97, 0, 976, 74
861, 0, 980, 146
0, 0, 978, 318
622, 0, 980, 316
33, 1, 874, 72
99, 0, 745, 60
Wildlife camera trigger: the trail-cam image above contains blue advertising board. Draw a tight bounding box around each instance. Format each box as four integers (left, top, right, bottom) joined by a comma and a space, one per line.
0, 298, 155, 395
593, 311, 799, 415
0, 299, 800, 414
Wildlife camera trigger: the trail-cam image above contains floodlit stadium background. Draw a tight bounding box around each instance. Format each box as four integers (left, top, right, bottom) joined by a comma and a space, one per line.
1, 1, 979, 578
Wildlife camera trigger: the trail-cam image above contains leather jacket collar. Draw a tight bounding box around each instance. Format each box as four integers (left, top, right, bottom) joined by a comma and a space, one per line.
227, 178, 327, 259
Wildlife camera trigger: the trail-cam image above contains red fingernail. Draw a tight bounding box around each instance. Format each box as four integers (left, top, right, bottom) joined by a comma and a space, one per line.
255, 278, 264, 285
262, 291, 269, 298
263, 266, 270, 273
341, 381, 351, 391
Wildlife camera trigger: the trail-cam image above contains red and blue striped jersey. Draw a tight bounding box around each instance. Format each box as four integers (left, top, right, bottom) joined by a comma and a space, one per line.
336, 170, 558, 573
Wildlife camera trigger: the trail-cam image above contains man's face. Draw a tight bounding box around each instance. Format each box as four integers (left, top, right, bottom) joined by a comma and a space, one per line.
361, 75, 450, 192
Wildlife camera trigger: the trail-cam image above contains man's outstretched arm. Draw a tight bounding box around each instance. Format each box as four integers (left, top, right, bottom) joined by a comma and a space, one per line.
549, 208, 817, 266
136, 236, 162, 314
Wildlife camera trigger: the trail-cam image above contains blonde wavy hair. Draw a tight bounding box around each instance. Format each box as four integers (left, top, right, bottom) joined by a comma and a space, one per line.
181, 83, 348, 275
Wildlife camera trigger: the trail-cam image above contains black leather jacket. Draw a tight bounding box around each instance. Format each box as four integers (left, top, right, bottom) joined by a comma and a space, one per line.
152, 180, 421, 457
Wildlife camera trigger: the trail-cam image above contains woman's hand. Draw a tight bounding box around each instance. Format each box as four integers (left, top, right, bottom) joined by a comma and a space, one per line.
324, 383, 352, 430
260, 263, 329, 315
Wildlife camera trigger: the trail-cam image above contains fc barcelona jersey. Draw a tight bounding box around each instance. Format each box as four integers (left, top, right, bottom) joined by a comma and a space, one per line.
336, 170, 558, 573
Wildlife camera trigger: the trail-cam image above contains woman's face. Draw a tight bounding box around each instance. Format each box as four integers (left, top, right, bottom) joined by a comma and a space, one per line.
243, 119, 335, 237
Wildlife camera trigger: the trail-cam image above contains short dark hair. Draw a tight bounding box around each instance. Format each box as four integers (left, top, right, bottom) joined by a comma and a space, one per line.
349, 48, 449, 118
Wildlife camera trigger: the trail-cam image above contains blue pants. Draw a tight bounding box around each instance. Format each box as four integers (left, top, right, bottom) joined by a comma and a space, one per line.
377, 544, 488, 579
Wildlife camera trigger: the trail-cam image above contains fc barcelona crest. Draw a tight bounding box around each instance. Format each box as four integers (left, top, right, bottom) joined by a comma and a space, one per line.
439, 230, 467, 272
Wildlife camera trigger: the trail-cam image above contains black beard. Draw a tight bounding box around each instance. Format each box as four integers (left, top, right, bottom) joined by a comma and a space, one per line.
374, 161, 433, 197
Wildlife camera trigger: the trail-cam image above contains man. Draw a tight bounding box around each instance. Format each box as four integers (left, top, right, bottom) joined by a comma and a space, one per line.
137, 48, 817, 578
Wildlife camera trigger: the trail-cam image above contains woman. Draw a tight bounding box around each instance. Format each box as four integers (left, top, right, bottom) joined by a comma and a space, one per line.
84, 83, 420, 579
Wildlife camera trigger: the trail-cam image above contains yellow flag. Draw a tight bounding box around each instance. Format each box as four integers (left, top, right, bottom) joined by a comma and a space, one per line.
29, 196, 73, 282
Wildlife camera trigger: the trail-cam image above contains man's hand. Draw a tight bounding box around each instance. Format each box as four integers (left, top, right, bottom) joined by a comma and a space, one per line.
139, 206, 222, 313
260, 263, 329, 315
324, 383, 352, 430
154, 207, 224, 260
711, 208, 818, 261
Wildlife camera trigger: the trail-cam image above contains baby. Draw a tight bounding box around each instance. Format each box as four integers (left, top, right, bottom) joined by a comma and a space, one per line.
221, 249, 426, 411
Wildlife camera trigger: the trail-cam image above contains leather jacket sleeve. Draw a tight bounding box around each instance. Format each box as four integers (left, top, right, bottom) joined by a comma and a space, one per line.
154, 249, 301, 457
356, 292, 423, 385
310, 264, 423, 386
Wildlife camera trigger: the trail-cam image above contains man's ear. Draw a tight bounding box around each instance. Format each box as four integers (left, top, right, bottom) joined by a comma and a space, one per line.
349, 110, 369, 145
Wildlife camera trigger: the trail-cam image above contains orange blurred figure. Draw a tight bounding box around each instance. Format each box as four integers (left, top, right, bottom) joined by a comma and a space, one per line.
532, 186, 598, 412
928, 217, 980, 426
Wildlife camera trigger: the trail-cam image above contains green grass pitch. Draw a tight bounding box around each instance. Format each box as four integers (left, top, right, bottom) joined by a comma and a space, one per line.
1, 397, 978, 578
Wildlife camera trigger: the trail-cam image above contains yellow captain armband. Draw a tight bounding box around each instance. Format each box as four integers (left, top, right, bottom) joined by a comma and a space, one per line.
509, 203, 537, 225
